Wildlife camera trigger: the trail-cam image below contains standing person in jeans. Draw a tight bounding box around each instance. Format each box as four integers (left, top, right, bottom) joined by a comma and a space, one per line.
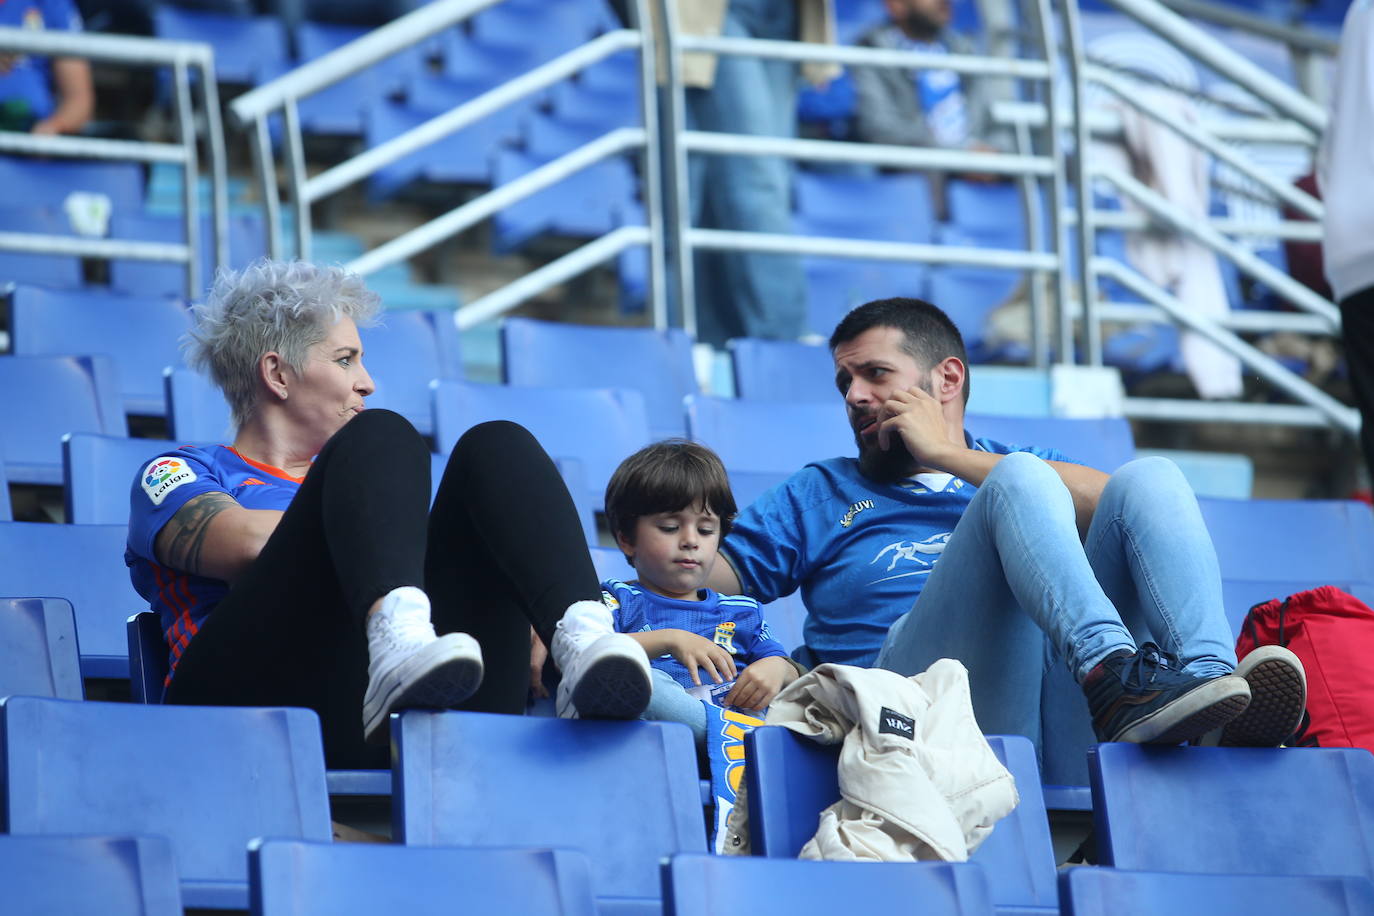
1321, 0, 1374, 491
126, 259, 653, 769
707, 297, 1308, 784
655, 0, 836, 345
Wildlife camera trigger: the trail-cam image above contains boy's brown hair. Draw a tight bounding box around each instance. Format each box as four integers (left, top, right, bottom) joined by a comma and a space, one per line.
604, 439, 738, 548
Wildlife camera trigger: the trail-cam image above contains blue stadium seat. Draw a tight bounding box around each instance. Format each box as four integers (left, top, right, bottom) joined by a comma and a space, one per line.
491, 147, 637, 252
664, 854, 996, 916
964, 366, 1053, 417
0, 205, 84, 288
945, 180, 1027, 242
684, 395, 854, 476
797, 252, 929, 338
431, 380, 650, 513
359, 309, 463, 436
548, 80, 640, 133
1199, 498, 1374, 634
164, 367, 234, 441
11, 285, 191, 416
393, 711, 705, 913
966, 414, 1136, 472
1135, 448, 1254, 500
928, 269, 1023, 357
249, 840, 597, 916
153, 7, 289, 85
108, 211, 268, 299
745, 728, 1058, 913
63, 434, 210, 525
726, 469, 792, 511
833, 0, 886, 43
728, 338, 837, 402
0, 834, 182, 916
0, 521, 143, 679
467, 0, 607, 58
501, 318, 696, 441
0, 697, 332, 909
0, 155, 145, 212
365, 97, 513, 197
0, 354, 127, 485
0, 597, 83, 700
794, 171, 935, 241
290, 21, 427, 136
0, 457, 10, 520
1060, 867, 1374, 916
1088, 743, 1374, 880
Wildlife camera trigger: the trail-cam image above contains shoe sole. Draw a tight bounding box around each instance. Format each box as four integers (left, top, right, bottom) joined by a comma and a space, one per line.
1111, 675, 1251, 745
1220, 647, 1307, 747
363, 635, 484, 745
570, 652, 652, 720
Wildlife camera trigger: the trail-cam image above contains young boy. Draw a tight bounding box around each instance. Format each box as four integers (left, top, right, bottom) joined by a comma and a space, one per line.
593, 440, 800, 743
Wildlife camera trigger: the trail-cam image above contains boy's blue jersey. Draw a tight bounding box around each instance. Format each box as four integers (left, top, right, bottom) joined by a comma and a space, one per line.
720, 435, 1067, 667
125, 444, 302, 682
601, 577, 789, 689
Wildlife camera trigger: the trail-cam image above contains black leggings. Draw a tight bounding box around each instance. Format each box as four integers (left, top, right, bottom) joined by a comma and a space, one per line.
1342, 286, 1374, 489
163, 410, 601, 769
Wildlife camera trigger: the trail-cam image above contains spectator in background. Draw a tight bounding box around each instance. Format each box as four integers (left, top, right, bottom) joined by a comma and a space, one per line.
0, 0, 93, 134
656, 0, 837, 346
851, 0, 1010, 194
1319, 0, 1374, 493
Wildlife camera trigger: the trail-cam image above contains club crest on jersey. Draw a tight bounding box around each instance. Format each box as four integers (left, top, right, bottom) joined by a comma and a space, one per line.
839, 499, 875, 528
714, 620, 738, 654
141, 457, 197, 506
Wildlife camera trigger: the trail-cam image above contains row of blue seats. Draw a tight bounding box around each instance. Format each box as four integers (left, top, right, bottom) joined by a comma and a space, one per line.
0, 681, 1371, 913
5, 833, 1372, 916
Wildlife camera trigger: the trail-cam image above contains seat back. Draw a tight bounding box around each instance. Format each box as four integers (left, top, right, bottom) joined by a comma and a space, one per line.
126, 611, 166, 705
0, 834, 182, 916
1200, 498, 1374, 634
64, 434, 208, 525
0, 597, 84, 700
685, 395, 854, 477
1088, 743, 1374, 879
0, 204, 84, 287
11, 286, 190, 416
0, 355, 127, 485
152, 6, 288, 84
501, 318, 697, 440
0, 155, 145, 212
431, 381, 650, 513
745, 728, 1058, 912
164, 367, 234, 442
663, 854, 995, 916
965, 415, 1136, 473
360, 310, 462, 436
1059, 867, 1374, 916
728, 338, 836, 402
0, 521, 145, 678
249, 840, 597, 916
394, 711, 704, 909
0, 697, 332, 909
0, 457, 10, 520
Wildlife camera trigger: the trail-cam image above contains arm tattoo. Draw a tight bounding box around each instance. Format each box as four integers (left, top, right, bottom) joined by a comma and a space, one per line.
156, 492, 237, 576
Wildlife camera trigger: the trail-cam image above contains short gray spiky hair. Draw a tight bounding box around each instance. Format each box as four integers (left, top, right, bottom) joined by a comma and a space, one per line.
185, 258, 381, 429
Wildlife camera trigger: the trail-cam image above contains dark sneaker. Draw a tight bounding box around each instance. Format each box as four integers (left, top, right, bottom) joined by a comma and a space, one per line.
1085, 643, 1251, 744
1219, 645, 1307, 747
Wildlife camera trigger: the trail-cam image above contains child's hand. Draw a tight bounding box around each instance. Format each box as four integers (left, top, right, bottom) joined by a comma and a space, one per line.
658, 629, 737, 686
723, 656, 796, 711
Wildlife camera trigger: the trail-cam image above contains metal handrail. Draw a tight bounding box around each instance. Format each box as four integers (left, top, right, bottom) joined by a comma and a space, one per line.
992, 100, 1318, 145
1158, 0, 1340, 56
0, 26, 227, 297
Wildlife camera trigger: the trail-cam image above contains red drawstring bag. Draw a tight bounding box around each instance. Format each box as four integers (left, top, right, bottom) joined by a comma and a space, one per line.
1235, 586, 1374, 750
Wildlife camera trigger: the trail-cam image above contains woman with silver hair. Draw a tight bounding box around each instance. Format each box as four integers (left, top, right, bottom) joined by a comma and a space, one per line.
126, 259, 653, 768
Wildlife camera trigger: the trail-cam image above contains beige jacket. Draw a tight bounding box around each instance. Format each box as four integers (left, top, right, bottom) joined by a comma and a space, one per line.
766, 660, 1018, 862
651, 0, 838, 88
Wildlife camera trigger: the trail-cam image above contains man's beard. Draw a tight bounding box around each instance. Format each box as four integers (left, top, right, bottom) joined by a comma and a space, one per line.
856, 429, 921, 483
899, 8, 944, 41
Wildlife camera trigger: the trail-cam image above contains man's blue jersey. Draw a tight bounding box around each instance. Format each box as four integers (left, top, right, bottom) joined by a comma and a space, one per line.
0, 0, 83, 125
601, 577, 789, 689
720, 434, 1067, 667
126, 445, 302, 684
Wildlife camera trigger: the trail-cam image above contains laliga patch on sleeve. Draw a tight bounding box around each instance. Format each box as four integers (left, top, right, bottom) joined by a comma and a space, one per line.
141, 456, 197, 506
879, 706, 915, 740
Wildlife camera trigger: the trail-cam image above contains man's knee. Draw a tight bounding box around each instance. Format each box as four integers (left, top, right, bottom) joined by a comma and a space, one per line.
1108, 455, 1187, 494
985, 451, 1061, 493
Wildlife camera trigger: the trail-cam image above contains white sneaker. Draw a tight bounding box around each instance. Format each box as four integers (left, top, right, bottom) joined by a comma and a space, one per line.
362, 587, 483, 745
551, 600, 651, 720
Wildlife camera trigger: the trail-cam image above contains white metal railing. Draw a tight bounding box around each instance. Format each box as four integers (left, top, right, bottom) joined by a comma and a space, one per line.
229, 0, 668, 328
0, 26, 227, 298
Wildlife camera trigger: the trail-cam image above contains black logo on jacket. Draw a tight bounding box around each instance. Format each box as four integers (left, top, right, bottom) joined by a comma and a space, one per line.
879, 707, 915, 740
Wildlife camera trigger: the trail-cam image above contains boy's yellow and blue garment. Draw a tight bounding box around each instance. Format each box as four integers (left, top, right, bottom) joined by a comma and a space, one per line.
600, 577, 789, 686
703, 703, 764, 854
126, 445, 302, 688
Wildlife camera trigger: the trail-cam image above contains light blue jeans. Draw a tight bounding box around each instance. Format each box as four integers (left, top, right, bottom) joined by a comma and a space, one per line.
875, 454, 1237, 785
687, 0, 806, 345
642, 667, 708, 744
